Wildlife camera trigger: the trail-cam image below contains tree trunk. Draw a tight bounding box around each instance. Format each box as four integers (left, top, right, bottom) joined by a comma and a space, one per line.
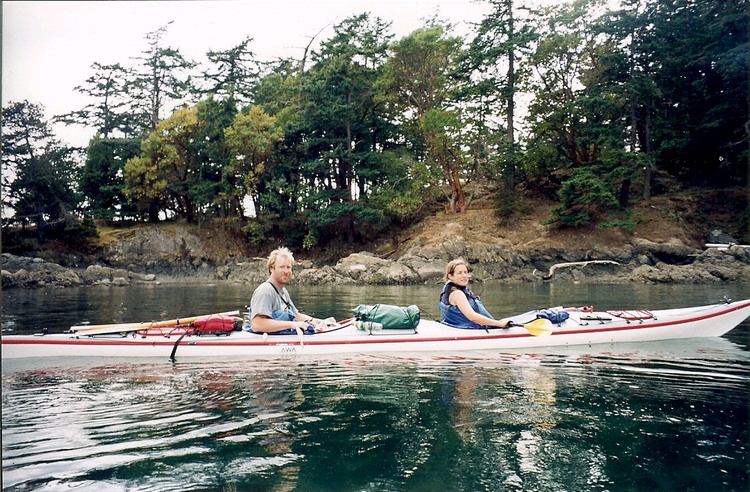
151, 62, 160, 131
619, 178, 631, 207
36, 213, 45, 245
450, 162, 466, 213
148, 203, 160, 223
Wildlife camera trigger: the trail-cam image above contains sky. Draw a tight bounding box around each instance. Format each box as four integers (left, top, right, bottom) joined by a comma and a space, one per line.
2, 0, 503, 147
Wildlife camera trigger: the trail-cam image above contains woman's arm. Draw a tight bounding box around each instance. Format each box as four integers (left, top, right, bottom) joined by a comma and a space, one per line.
449, 290, 509, 328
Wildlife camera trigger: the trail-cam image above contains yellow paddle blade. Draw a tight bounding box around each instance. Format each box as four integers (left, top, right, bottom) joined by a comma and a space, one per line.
524, 318, 553, 337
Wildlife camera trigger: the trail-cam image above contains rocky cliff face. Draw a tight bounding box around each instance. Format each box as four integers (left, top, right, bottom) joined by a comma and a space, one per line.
3, 222, 750, 288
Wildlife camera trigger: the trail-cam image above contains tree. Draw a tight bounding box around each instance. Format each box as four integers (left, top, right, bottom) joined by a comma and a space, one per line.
296, 13, 395, 245
461, 0, 537, 193
225, 105, 284, 218
198, 37, 261, 106
53, 62, 148, 139
522, 0, 634, 226
81, 136, 141, 220
377, 23, 468, 213
2, 101, 82, 242
128, 23, 196, 132
643, 0, 748, 188
193, 97, 238, 220
249, 60, 309, 244
123, 106, 201, 222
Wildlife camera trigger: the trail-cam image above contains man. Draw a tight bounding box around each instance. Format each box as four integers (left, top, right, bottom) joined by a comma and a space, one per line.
249, 247, 335, 334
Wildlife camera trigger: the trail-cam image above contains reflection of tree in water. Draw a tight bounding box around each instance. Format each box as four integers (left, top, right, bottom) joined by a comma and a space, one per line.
236, 363, 309, 491
155, 357, 596, 490
161, 361, 310, 492
197, 359, 473, 490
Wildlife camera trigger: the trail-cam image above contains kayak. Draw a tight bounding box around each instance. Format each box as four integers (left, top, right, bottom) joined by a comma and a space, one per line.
3, 299, 749, 363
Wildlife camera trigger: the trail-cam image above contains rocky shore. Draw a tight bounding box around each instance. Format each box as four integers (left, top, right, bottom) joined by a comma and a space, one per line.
3, 223, 750, 289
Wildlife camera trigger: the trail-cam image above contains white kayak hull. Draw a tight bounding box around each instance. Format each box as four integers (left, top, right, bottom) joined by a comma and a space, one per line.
3, 299, 750, 361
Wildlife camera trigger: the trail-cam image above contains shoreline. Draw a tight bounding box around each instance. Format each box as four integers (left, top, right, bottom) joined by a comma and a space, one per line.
4, 238, 750, 289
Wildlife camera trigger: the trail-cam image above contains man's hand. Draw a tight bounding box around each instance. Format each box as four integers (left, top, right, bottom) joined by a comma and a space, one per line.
314, 317, 338, 332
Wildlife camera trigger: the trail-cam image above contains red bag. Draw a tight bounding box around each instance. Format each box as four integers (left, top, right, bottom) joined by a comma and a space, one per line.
192, 315, 238, 335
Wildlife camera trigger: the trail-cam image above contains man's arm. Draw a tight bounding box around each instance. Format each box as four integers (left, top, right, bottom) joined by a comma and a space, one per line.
249, 283, 335, 333
295, 312, 337, 329
251, 314, 310, 333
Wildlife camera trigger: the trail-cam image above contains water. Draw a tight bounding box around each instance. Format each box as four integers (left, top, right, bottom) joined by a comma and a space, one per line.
2, 283, 749, 491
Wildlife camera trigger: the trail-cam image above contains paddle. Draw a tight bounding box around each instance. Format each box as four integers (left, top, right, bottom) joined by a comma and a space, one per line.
510, 318, 553, 337
72, 310, 241, 336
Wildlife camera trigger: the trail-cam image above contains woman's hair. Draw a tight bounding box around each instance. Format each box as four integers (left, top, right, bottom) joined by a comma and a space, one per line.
444, 258, 471, 281
267, 247, 295, 273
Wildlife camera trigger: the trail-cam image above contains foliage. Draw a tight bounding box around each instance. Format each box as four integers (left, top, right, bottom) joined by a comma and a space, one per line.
225, 105, 283, 217
82, 136, 141, 220
377, 24, 469, 213
0, 228, 38, 255
4, 0, 749, 251
1, 101, 83, 242
123, 106, 201, 221
198, 37, 260, 105
303, 202, 389, 249
494, 184, 517, 224
53, 62, 145, 139
543, 167, 619, 227
127, 23, 196, 133
48, 215, 100, 243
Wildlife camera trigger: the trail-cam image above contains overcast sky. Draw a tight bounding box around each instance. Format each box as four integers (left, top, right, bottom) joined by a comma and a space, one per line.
2, 0, 544, 147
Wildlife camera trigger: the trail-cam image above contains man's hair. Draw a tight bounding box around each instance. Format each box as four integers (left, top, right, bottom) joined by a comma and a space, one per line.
267, 247, 295, 273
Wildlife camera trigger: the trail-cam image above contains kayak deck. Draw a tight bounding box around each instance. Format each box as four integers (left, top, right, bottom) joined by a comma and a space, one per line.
3, 299, 750, 361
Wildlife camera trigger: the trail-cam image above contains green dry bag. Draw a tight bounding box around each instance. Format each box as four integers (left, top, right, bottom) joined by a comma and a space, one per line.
352, 304, 420, 330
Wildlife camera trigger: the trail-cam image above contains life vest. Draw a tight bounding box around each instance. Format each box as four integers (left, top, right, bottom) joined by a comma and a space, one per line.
438, 282, 495, 329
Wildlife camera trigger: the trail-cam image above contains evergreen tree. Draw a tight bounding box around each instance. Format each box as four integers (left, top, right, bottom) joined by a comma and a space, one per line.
198, 37, 261, 106
128, 23, 197, 132
2, 101, 82, 242
297, 13, 395, 246
82, 137, 141, 220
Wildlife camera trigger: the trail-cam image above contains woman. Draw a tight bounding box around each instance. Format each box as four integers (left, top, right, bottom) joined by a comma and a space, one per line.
439, 258, 510, 329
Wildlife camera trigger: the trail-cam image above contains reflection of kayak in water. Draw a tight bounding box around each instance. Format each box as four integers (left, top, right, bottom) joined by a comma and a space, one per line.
503, 335, 749, 363
3, 299, 750, 364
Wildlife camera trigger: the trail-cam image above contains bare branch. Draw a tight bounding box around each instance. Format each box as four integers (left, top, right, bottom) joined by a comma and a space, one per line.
533, 260, 619, 280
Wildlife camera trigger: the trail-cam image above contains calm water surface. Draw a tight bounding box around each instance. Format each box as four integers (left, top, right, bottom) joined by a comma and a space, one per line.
2, 283, 749, 491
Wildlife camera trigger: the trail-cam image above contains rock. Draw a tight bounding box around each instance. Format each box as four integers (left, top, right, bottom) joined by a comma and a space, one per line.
1, 253, 156, 289
399, 257, 444, 283
708, 229, 738, 245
